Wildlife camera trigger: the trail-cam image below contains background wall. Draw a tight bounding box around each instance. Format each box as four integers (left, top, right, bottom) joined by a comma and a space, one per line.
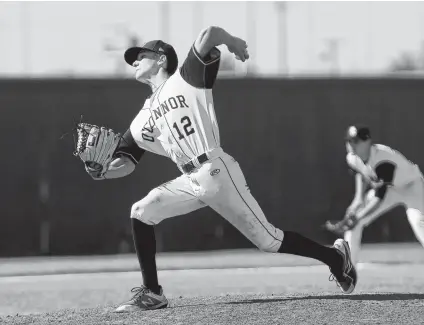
3, 2, 424, 77
1, 78, 422, 257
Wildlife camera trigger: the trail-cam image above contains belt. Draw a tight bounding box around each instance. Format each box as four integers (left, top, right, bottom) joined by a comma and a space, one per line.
182, 153, 209, 174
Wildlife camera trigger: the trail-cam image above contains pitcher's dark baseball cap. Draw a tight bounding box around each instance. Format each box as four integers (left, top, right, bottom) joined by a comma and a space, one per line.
345, 125, 371, 142
124, 40, 178, 75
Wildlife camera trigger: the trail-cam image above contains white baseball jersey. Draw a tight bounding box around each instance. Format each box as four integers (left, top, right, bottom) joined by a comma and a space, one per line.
147, 45, 221, 167
115, 99, 167, 163
121, 42, 285, 253
129, 100, 168, 157
347, 144, 421, 187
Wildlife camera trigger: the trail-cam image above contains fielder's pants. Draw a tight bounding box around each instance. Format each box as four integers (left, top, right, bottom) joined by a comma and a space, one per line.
345, 177, 424, 265
130, 148, 285, 253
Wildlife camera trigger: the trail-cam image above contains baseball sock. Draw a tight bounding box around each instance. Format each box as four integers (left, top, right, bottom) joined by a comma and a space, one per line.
278, 231, 343, 273
131, 218, 161, 295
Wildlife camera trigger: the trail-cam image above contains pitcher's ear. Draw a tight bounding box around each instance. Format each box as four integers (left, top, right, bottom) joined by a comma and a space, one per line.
157, 54, 167, 68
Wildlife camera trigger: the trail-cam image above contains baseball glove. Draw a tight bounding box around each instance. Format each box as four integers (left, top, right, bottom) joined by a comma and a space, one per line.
73, 123, 121, 178
323, 215, 359, 236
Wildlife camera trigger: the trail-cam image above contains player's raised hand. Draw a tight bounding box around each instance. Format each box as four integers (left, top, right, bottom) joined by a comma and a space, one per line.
227, 36, 249, 62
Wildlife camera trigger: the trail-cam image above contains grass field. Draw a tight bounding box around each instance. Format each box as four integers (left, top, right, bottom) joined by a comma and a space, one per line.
1, 243, 424, 325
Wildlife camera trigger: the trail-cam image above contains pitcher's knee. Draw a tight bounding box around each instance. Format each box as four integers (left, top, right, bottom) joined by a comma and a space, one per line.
130, 189, 163, 225
131, 203, 145, 220
255, 237, 282, 253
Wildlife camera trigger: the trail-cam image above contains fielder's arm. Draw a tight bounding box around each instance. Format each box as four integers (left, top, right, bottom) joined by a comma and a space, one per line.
326, 190, 381, 234
325, 183, 381, 235
346, 153, 378, 183
355, 194, 381, 220
346, 173, 366, 214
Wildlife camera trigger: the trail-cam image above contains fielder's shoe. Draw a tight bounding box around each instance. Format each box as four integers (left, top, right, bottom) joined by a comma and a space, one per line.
329, 239, 358, 294
115, 285, 168, 312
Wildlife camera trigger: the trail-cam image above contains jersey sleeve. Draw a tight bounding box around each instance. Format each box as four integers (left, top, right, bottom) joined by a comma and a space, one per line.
114, 129, 146, 164
375, 162, 396, 183
374, 162, 396, 199
179, 44, 221, 89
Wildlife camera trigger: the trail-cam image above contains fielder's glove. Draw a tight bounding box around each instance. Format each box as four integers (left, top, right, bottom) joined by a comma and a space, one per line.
73, 123, 121, 179
323, 214, 359, 236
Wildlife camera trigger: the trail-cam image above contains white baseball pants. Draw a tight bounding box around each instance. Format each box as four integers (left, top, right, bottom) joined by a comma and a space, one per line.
131, 148, 284, 253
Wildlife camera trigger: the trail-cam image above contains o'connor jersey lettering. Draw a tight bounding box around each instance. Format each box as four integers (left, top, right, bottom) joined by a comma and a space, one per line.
148, 44, 221, 167
115, 100, 167, 164
347, 144, 421, 187
129, 100, 168, 157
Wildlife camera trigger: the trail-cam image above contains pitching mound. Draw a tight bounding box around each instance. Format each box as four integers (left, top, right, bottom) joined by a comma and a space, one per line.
2, 293, 424, 325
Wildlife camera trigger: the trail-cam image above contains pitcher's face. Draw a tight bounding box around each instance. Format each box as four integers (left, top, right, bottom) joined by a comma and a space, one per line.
132, 51, 161, 81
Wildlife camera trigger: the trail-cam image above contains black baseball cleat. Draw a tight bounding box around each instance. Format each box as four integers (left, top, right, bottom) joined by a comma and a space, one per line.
115, 285, 168, 312
328, 239, 358, 294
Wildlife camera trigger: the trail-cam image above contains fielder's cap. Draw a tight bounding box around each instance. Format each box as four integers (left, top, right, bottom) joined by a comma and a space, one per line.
345, 125, 371, 141
124, 40, 178, 75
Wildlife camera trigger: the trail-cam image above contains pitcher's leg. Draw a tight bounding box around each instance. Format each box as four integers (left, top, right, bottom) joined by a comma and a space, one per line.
196, 157, 283, 252
117, 175, 205, 312
197, 155, 356, 293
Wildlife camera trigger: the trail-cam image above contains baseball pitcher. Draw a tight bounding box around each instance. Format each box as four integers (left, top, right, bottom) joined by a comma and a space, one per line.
324, 125, 424, 265
76, 26, 357, 312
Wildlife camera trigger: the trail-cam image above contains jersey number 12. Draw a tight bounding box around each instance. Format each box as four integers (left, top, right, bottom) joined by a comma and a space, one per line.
172, 116, 195, 140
